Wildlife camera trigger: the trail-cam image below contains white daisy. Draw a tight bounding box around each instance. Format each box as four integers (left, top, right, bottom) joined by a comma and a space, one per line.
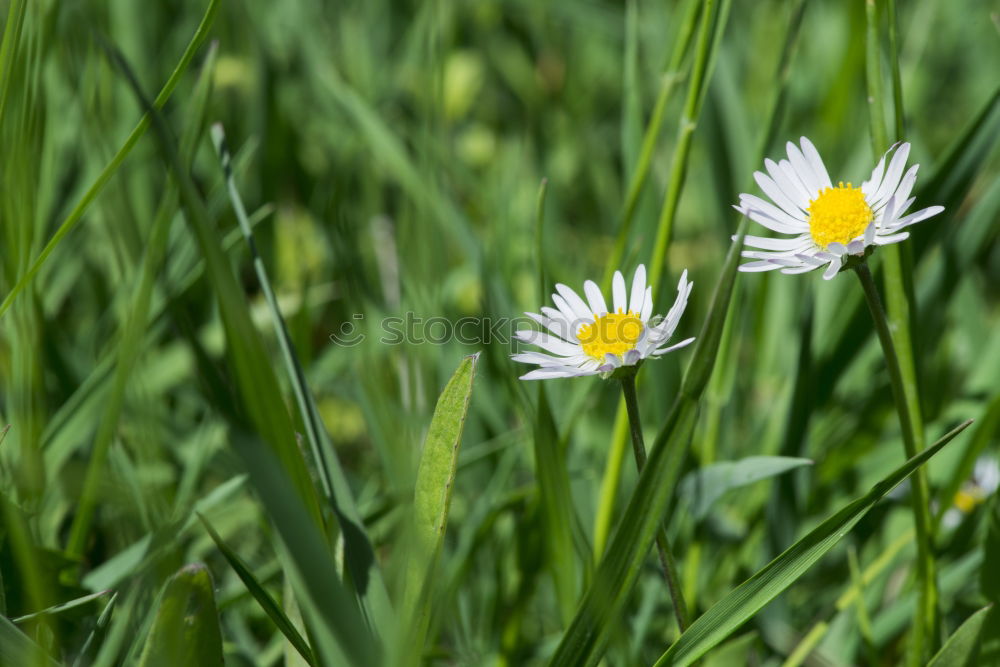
512, 265, 695, 380
734, 137, 945, 280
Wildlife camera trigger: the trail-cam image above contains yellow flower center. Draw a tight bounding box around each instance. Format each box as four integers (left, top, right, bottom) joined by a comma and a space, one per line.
577, 310, 644, 362
807, 182, 872, 249
953, 488, 982, 514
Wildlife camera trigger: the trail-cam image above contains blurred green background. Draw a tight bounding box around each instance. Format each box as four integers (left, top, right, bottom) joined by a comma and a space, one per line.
1, 0, 999, 664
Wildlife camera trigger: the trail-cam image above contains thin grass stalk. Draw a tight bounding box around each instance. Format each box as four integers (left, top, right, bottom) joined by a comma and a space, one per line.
621, 374, 689, 631
592, 0, 724, 562
853, 259, 936, 662
0, 0, 221, 320
864, 0, 937, 658
601, 0, 701, 290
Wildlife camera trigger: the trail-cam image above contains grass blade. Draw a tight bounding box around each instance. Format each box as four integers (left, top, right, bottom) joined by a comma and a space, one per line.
0, 615, 59, 667
548, 217, 748, 667
210, 124, 393, 630
400, 353, 479, 660
927, 605, 994, 667
0, 0, 221, 320
652, 420, 973, 667
135, 564, 224, 667
677, 456, 812, 520
198, 514, 316, 666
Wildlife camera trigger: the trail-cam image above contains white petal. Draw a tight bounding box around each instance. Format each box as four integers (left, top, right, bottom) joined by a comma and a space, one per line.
826, 242, 848, 256
514, 329, 584, 356
847, 239, 865, 254
742, 234, 812, 251
880, 195, 898, 229
623, 349, 642, 366
864, 221, 876, 246
862, 142, 898, 197
739, 260, 783, 272
781, 264, 817, 275
612, 270, 627, 313
739, 194, 809, 231
765, 158, 809, 209
583, 280, 608, 316
512, 351, 588, 367
640, 286, 653, 322
882, 164, 919, 213
555, 283, 592, 321
887, 205, 944, 231
871, 143, 910, 207
601, 353, 621, 369
551, 294, 582, 329
822, 260, 842, 280
526, 311, 575, 342
754, 171, 806, 218
786, 140, 821, 195
873, 231, 909, 245
520, 366, 598, 381
629, 264, 647, 314
778, 158, 817, 202
651, 337, 696, 357
799, 137, 833, 189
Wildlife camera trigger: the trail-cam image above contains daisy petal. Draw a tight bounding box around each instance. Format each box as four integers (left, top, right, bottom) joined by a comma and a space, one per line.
583, 280, 608, 316
765, 158, 809, 209
526, 311, 575, 342
629, 264, 647, 314
651, 337, 696, 356
623, 349, 642, 366
514, 329, 584, 357
786, 140, 821, 195
873, 231, 910, 245
888, 205, 944, 230
520, 366, 597, 381
871, 143, 910, 206
612, 270, 627, 313
742, 234, 812, 251
555, 283, 592, 321
754, 171, 806, 217
739, 260, 783, 272
799, 137, 833, 189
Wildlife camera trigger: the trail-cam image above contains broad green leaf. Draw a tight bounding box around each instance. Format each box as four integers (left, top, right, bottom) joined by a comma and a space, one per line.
400, 353, 479, 658
136, 564, 224, 667
653, 420, 973, 667
0, 615, 59, 667
678, 456, 813, 520
198, 514, 316, 666
927, 605, 994, 667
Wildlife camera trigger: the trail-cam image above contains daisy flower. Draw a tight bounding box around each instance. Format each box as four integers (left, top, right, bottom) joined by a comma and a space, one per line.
512, 265, 695, 380
735, 137, 944, 280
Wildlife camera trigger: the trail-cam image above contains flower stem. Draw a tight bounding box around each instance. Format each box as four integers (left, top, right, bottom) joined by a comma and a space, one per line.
853, 261, 938, 656
621, 374, 690, 631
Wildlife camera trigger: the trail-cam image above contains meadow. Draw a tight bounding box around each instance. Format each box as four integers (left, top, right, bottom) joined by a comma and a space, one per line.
1, 0, 999, 665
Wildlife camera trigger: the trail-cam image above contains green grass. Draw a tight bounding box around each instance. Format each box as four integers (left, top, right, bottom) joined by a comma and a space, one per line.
1, 0, 999, 665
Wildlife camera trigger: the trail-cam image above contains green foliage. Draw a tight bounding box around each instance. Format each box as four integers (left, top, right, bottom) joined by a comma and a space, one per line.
0, 0, 997, 665
136, 564, 224, 667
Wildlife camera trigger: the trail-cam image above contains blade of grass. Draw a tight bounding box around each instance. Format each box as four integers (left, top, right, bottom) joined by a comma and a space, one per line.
101, 39, 377, 666
399, 354, 478, 662
0, 615, 59, 667
198, 513, 316, 666
592, 0, 728, 562
66, 39, 220, 561
135, 564, 224, 667
864, 1, 937, 658
211, 124, 394, 631
0, 0, 221, 320
653, 420, 973, 667
927, 605, 994, 667
548, 214, 747, 667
